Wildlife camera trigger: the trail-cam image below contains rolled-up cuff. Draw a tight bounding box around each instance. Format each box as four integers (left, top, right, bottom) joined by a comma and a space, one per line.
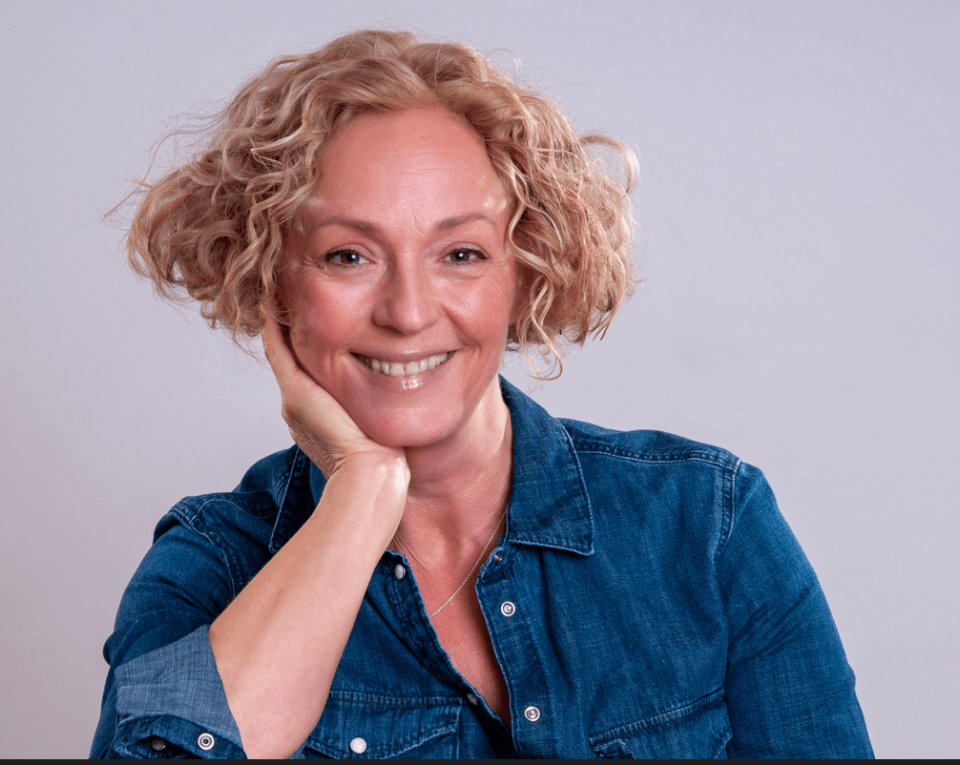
113, 626, 250, 758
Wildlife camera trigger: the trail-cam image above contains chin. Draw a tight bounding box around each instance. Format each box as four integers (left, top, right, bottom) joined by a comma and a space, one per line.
362, 421, 454, 450
346, 403, 457, 450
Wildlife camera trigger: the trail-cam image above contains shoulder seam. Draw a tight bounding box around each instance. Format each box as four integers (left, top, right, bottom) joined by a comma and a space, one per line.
575, 448, 735, 469
168, 493, 257, 527
165, 498, 251, 600
715, 457, 742, 562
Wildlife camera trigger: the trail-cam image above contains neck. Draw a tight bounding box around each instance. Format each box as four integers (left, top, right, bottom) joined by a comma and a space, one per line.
391, 375, 513, 563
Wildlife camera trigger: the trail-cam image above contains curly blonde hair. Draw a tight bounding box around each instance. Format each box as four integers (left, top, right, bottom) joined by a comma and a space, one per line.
127, 29, 638, 376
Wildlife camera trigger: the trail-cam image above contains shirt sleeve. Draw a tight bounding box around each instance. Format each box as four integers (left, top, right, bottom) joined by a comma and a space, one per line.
103, 626, 246, 758
717, 461, 873, 758
90, 512, 307, 759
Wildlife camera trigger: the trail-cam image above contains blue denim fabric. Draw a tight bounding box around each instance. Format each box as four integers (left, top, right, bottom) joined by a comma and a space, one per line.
92, 378, 872, 758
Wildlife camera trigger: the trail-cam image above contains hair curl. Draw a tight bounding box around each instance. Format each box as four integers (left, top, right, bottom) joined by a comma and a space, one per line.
126, 29, 638, 376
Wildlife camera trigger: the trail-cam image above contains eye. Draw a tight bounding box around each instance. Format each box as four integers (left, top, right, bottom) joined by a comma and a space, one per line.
444, 247, 486, 265
324, 249, 368, 267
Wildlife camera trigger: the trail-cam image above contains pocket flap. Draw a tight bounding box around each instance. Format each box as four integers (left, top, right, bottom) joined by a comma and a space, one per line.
590, 689, 732, 759
304, 691, 461, 759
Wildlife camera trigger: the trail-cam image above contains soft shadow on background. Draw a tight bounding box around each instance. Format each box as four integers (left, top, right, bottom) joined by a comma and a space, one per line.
1, 1, 957, 758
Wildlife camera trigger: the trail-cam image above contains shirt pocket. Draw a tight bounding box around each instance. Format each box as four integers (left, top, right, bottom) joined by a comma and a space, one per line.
589, 688, 732, 759
302, 691, 462, 759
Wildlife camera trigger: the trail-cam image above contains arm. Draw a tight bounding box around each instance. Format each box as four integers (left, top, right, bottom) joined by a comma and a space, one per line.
93, 313, 408, 759
719, 461, 873, 758
208, 313, 409, 758
91, 519, 251, 759
209, 451, 407, 758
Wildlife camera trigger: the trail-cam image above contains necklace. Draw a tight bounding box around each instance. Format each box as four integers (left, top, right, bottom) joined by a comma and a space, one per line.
429, 509, 507, 619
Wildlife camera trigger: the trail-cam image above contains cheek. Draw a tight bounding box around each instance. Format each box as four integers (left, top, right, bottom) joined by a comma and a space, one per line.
287, 284, 360, 361
483, 271, 520, 339
510, 266, 528, 324
451, 262, 519, 325
451, 283, 518, 353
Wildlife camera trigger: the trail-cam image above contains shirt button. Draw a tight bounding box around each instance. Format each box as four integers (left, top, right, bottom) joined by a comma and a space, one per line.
466, 693, 479, 705
493, 553, 503, 563
349, 736, 368, 754
524, 705, 541, 722
500, 600, 516, 617
197, 732, 215, 750
150, 737, 167, 752
393, 563, 406, 580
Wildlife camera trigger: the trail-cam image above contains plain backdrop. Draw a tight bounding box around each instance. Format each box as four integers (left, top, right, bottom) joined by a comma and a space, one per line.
1, 0, 958, 758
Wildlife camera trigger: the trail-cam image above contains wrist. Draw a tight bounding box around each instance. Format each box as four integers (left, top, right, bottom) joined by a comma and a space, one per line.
317, 450, 410, 547
333, 449, 409, 485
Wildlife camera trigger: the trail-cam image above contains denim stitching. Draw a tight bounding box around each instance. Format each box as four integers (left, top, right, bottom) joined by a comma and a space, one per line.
588, 686, 726, 744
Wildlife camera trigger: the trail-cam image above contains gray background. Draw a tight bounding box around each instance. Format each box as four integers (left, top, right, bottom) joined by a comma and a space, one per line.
1, 0, 957, 758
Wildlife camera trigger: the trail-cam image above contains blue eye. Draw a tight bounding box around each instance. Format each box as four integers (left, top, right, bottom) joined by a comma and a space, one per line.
445, 248, 485, 264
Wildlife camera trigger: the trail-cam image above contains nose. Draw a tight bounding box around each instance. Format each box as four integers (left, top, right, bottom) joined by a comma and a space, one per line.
372, 258, 441, 335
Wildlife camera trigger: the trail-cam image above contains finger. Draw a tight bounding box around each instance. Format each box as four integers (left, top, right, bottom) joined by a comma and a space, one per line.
261, 307, 343, 425
260, 309, 301, 387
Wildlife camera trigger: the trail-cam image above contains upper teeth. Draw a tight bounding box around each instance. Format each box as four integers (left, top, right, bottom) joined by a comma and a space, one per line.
361, 352, 450, 377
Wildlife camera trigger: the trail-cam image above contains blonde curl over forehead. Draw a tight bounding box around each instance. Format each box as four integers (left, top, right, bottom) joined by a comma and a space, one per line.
126, 29, 638, 377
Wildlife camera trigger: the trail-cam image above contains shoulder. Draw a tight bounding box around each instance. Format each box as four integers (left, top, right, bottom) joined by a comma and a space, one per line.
503, 376, 742, 477
108, 446, 311, 656
155, 445, 308, 543
558, 417, 742, 474
502, 378, 760, 544
135, 445, 318, 595
554, 418, 772, 559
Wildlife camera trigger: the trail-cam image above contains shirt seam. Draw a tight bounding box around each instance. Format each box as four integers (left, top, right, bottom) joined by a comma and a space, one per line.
588, 686, 726, 744
574, 448, 734, 468
166, 499, 246, 600
714, 458, 742, 563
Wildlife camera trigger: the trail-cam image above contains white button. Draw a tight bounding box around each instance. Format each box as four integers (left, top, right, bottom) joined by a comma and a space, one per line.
197, 732, 215, 750
524, 705, 541, 722
394, 564, 406, 580
349, 737, 367, 754
500, 600, 516, 617
493, 553, 503, 563
150, 737, 167, 752
466, 693, 479, 705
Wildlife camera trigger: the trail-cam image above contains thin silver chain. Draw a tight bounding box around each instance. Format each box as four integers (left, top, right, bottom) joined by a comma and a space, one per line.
429, 509, 507, 619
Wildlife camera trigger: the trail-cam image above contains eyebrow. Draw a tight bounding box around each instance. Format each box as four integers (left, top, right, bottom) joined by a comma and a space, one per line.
435, 212, 496, 231
316, 212, 496, 234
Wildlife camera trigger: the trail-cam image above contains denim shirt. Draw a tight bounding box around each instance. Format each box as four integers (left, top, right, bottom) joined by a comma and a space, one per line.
92, 379, 872, 758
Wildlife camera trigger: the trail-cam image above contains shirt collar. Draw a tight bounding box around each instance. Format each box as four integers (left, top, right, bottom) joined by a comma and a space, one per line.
267, 447, 317, 554
500, 377, 595, 556
268, 376, 594, 557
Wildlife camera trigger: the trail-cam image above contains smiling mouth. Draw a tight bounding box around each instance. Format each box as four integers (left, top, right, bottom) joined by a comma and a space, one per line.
356, 352, 452, 377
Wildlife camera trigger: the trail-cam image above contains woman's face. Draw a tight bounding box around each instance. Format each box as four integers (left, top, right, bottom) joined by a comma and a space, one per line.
279, 106, 518, 449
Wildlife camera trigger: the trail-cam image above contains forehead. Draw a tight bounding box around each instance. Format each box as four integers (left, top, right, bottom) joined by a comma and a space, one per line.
324, 106, 488, 168
306, 107, 511, 228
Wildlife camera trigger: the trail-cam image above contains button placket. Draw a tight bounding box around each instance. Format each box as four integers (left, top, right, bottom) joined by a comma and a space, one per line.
477, 552, 559, 752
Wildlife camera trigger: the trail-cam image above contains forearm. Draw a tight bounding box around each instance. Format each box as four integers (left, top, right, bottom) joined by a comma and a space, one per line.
208, 452, 409, 758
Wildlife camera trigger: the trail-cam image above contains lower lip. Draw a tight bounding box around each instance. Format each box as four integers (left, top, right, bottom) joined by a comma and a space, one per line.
353, 352, 453, 390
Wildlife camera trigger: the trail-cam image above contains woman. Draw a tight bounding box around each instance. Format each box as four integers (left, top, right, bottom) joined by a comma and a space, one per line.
93, 30, 872, 758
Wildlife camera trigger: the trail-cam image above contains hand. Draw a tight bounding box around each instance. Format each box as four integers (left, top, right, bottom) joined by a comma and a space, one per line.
261, 308, 405, 478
